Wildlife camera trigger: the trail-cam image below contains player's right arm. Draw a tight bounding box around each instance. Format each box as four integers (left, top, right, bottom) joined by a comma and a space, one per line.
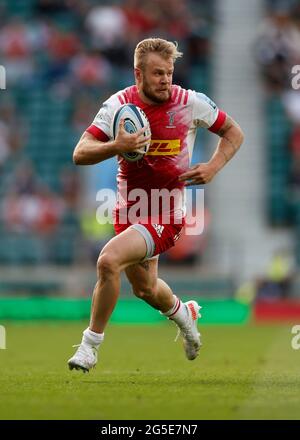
73, 121, 150, 165
73, 94, 150, 166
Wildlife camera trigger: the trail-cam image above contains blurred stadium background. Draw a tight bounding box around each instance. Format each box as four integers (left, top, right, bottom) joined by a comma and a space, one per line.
1, 0, 300, 322
1, 0, 300, 420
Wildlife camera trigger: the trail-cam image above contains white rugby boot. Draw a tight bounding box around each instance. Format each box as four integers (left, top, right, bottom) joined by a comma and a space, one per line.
68, 328, 103, 373
174, 301, 202, 360
68, 343, 98, 373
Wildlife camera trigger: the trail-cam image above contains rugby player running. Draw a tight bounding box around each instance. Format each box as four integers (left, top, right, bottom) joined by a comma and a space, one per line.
68, 38, 244, 372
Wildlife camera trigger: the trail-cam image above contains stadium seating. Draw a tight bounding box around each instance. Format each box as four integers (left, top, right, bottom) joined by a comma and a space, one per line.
0, 0, 213, 267
0, 85, 79, 264
266, 96, 292, 226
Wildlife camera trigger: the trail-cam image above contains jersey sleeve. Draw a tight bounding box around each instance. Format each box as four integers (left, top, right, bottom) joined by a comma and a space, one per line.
86, 94, 120, 141
189, 91, 226, 133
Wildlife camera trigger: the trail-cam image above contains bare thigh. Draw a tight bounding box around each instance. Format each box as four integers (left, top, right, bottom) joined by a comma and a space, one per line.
125, 257, 159, 292
99, 227, 148, 272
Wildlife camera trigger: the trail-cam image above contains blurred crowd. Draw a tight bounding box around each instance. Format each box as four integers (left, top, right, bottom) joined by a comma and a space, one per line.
256, 0, 300, 92
0, 0, 212, 92
0, 0, 214, 265
255, 0, 300, 218
2, 160, 80, 234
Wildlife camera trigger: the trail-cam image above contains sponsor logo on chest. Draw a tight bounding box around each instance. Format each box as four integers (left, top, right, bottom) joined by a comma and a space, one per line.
146, 139, 181, 156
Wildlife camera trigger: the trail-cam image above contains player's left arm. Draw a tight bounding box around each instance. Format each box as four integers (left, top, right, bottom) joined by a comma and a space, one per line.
179, 114, 244, 185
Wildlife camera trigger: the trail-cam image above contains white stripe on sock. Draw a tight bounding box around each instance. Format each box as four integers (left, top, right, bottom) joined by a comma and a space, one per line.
163, 296, 180, 317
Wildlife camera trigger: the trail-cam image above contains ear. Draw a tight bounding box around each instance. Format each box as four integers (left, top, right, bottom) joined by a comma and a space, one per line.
134, 67, 142, 83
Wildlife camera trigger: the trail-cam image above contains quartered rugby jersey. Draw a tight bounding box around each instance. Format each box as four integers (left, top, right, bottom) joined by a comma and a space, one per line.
86, 84, 226, 223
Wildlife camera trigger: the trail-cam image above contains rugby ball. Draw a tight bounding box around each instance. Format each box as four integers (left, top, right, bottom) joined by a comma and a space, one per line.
112, 103, 151, 162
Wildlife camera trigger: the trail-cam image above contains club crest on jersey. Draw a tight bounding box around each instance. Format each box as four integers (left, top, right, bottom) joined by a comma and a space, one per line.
166, 111, 176, 128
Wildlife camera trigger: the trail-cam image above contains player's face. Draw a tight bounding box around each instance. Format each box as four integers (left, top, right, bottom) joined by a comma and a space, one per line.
139, 53, 174, 104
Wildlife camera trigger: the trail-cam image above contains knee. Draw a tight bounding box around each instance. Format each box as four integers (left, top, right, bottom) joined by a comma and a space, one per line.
97, 252, 120, 278
132, 283, 157, 300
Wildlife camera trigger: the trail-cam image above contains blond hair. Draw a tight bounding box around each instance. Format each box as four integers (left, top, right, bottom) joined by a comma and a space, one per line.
134, 38, 183, 70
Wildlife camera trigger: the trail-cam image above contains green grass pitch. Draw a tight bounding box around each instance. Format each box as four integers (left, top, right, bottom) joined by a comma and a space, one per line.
0, 322, 299, 420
